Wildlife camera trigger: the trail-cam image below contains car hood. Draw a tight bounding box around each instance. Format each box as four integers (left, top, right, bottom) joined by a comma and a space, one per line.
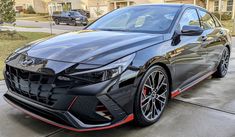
20, 30, 164, 65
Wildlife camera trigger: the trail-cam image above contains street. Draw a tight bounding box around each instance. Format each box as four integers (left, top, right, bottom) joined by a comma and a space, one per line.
0, 20, 85, 34
0, 29, 234, 136
15, 20, 84, 31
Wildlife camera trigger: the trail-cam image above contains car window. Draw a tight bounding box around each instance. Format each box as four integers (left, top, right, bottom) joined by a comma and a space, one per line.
212, 15, 221, 27
198, 10, 216, 29
61, 12, 66, 16
70, 12, 74, 16
178, 8, 200, 30
87, 6, 180, 33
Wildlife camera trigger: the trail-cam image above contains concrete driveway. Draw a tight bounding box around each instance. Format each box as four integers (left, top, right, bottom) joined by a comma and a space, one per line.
0, 38, 234, 137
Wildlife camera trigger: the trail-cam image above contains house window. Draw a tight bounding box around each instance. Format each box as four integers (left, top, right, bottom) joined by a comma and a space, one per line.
227, 0, 233, 11
214, 0, 219, 12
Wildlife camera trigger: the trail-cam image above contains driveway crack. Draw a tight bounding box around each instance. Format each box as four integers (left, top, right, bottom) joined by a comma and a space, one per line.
173, 99, 235, 116
45, 129, 64, 137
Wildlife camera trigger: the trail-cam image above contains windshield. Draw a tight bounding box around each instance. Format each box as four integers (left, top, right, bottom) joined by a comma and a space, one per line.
87, 5, 180, 33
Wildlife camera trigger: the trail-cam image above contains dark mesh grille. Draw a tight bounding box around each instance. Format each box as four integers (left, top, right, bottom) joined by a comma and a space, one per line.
5, 65, 74, 106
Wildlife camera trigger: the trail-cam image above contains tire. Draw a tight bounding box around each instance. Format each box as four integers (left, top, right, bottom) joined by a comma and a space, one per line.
82, 22, 88, 26
55, 19, 60, 25
134, 65, 170, 127
71, 20, 77, 26
213, 47, 230, 78
82, 20, 88, 26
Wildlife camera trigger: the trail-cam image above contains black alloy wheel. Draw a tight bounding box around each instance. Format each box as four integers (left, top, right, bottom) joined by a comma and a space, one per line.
213, 47, 230, 78
71, 20, 77, 26
134, 65, 170, 126
55, 19, 60, 25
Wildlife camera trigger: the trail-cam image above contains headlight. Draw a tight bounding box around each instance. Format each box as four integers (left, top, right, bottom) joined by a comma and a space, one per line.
68, 53, 136, 83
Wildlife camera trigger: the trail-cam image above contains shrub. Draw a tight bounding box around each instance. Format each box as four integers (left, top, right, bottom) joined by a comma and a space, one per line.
0, 0, 16, 23
24, 5, 36, 14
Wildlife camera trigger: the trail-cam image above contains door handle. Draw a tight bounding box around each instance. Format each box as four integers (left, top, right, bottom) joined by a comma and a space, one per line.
201, 36, 207, 41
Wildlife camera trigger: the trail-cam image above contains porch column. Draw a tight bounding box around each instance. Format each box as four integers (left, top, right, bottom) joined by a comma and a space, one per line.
127, 1, 130, 6
193, 0, 196, 5
218, 0, 222, 11
206, 0, 209, 10
114, 1, 117, 9
232, 0, 235, 19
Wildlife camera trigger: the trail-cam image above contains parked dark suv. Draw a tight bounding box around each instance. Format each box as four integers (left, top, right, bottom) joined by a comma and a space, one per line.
4, 4, 231, 132
52, 11, 88, 26
71, 9, 90, 18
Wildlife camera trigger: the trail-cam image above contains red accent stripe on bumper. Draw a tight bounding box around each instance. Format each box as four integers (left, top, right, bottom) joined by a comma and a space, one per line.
67, 96, 78, 111
4, 96, 134, 132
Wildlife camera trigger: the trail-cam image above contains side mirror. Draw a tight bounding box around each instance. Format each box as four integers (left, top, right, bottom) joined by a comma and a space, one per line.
181, 25, 203, 36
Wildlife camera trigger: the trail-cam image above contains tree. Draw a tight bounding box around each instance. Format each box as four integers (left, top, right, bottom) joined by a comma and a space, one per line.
0, 0, 16, 23
26, 5, 36, 14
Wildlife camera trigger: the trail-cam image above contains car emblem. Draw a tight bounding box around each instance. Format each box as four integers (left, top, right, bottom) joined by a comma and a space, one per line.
20, 58, 35, 67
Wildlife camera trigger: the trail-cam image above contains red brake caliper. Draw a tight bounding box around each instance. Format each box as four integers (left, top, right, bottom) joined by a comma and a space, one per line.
144, 87, 148, 96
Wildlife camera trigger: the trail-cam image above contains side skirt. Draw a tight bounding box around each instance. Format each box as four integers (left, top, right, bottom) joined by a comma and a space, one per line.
171, 70, 216, 98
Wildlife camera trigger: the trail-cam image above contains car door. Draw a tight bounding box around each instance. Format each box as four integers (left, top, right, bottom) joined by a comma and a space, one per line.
170, 8, 209, 88
61, 12, 67, 23
197, 9, 227, 70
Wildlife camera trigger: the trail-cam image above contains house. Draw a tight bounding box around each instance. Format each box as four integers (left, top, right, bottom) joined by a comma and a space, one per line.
206, 0, 235, 19
15, 0, 51, 13
48, 0, 88, 14
87, 0, 163, 18
87, 0, 235, 19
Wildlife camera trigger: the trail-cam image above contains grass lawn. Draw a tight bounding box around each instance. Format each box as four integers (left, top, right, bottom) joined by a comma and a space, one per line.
0, 32, 52, 80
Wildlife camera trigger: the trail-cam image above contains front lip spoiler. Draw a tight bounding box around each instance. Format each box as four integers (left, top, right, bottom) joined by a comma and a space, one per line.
3, 93, 134, 132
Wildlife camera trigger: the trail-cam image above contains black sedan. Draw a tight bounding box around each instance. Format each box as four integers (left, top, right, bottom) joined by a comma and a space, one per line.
3, 4, 231, 132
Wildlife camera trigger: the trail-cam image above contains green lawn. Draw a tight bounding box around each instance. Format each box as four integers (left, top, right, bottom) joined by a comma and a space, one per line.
0, 32, 52, 80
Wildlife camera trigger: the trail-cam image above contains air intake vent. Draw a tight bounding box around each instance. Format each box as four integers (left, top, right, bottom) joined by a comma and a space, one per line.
96, 102, 113, 121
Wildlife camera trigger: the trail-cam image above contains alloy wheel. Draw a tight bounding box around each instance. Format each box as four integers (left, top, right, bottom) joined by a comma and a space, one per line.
140, 70, 168, 121
221, 48, 230, 75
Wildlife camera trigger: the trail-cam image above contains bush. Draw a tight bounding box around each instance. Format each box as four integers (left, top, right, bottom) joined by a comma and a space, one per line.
0, 30, 27, 40
0, 0, 16, 23
212, 12, 232, 20
24, 5, 36, 14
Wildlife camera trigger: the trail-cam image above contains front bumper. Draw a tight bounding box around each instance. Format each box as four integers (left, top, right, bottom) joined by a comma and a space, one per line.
3, 62, 137, 131
4, 92, 134, 132
3, 53, 138, 131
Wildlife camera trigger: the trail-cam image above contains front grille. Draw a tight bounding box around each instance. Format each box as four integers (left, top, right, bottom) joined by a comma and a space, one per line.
5, 65, 74, 106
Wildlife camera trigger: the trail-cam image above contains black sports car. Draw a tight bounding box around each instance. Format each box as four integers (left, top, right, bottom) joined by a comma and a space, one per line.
3, 4, 231, 131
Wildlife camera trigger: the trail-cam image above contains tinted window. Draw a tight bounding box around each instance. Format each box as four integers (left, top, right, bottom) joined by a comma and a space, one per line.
87, 6, 180, 33
198, 10, 216, 29
178, 8, 200, 30
212, 15, 221, 27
